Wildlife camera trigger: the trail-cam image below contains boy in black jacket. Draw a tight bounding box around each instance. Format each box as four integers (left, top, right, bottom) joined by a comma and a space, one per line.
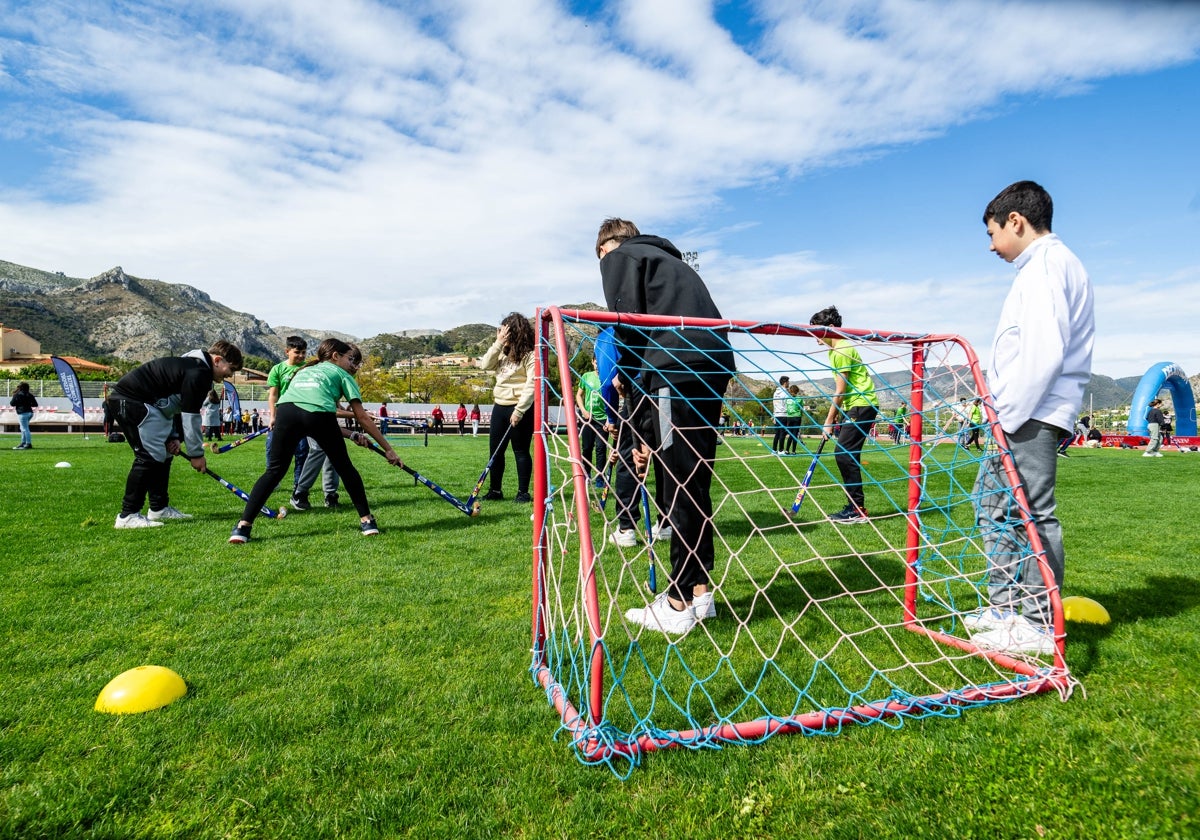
597, 218, 732, 636
107, 340, 243, 528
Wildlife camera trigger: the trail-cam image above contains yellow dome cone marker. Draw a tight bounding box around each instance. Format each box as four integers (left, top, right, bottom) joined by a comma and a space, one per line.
95, 666, 187, 714
1061, 596, 1110, 625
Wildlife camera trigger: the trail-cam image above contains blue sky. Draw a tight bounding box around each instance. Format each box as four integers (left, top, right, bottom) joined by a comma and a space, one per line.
1, 0, 1198, 378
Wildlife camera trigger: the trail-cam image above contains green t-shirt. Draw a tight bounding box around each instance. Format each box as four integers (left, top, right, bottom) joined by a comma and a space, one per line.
969, 403, 983, 424
267, 361, 305, 395
828, 340, 877, 410
785, 394, 803, 418
579, 370, 606, 416
278, 362, 362, 413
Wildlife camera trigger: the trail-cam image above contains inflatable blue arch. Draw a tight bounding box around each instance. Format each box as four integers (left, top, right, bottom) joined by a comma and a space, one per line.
1127, 362, 1197, 436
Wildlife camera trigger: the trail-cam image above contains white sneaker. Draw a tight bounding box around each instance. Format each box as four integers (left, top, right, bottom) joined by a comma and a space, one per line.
652, 522, 673, 542
961, 607, 1018, 633
625, 592, 697, 636
1143, 452, 1155, 457
114, 513, 164, 529
609, 529, 638, 547
148, 505, 193, 521
692, 592, 717, 620
972, 615, 1056, 655
1154, 453, 1163, 458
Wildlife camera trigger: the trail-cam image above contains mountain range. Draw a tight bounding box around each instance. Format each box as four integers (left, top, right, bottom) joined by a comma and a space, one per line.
0, 258, 1178, 408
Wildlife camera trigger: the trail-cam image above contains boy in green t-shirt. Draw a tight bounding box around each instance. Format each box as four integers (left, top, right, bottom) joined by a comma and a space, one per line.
574, 356, 611, 487
812, 305, 878, 524
265, 335, 309, 495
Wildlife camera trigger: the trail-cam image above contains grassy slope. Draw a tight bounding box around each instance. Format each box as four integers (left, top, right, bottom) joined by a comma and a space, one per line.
0, 435, 1197, 839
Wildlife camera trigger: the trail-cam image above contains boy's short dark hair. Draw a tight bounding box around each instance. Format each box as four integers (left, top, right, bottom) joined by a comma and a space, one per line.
595, 218, 640, 257
983, 180, 1053, 232
286, 335, 308, 352
809, 305, 842, 328
209, 340, 244, 371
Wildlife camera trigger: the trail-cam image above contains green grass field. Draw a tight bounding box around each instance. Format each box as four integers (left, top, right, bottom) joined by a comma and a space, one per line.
1, 433, 1197, 838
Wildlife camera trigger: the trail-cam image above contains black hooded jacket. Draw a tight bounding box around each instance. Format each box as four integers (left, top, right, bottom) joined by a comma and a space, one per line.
600, 234, 733, 391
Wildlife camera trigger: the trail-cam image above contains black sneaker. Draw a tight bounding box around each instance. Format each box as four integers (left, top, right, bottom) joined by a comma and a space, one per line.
229, 524, 252, 544
360, 517, 379, 536
483, 489, 504, 501
514, 491, 532, 503
828, 506, 870, 524
324, 492, 339, 508
290, 494, 312, 511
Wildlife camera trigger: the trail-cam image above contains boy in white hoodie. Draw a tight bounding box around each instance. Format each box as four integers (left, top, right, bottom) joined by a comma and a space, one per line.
968, 181, 1095, 655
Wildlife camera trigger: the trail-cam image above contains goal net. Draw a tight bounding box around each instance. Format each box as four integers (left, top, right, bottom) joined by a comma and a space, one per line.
530, 307, 1078, 776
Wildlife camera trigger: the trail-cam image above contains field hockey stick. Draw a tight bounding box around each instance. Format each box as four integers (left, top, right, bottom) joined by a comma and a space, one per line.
363, 440, 475, 517
641, 485, 657, 594
464, 423, 514, 514
204, 469, 287, 519
208, 427, 268, 454
788, 437, 827, 517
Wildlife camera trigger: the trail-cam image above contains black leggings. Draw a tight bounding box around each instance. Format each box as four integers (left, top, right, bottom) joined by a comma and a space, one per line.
488, 404, 534, 495
242, 403, 371, 524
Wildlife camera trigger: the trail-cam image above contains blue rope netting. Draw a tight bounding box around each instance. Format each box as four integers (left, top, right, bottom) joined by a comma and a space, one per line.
530, 313, 1077, 775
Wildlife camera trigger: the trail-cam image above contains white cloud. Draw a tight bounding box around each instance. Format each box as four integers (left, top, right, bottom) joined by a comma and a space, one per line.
0, 0, 1198, 381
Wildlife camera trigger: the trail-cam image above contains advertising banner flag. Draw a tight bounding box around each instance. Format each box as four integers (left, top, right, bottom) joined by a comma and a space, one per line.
50, 356, 85, 420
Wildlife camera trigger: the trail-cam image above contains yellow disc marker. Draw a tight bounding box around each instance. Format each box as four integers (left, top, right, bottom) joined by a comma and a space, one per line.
1061, 596, 1111, 625
95, 665, 188, 714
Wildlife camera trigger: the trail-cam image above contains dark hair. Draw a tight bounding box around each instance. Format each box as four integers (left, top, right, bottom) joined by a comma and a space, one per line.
500, 312, 535, 364
311, 337, 352, 366
286, 335, 307, 352
209, 340, 244, 371
983, 180, 1053, 232
595, 218, 640, 258
16, 381, 30, 392
809, 306, 843, 328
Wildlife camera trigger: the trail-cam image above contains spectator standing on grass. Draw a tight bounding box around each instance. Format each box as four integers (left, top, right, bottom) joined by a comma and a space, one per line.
968, 180, 1095, 656
470, 404, 481, 437
378, 401, 389, 435
784, 384, 804, 454
597, 217, 733, 635
1144, 399, 1165, 457
478, 312, 537, 503
456, 403, 467, 435
107, 341, 244, 529
965, 397, 985, 451
811, 305, 878, 524
430, 405, 445, 435
9, 382, 37, 450
771, 376, 791, 452
229, 340, 398, 544
202, 390, 223, 441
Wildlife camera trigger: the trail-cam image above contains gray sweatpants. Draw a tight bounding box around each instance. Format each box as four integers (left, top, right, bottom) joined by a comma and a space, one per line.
294, 437, 341, 498
972, 419, 1065, 626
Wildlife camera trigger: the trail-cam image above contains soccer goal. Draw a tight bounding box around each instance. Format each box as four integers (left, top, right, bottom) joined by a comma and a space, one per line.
529, 307, 1078, 775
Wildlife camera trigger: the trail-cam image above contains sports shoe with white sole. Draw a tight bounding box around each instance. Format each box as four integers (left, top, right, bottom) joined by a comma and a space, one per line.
228, 524, 252, 544
692, 592, 717, 620
148, 505, 193, 521
828, 506, 870, 524
360, 517, 380, 536
115, 513, 163, 529
652, 522, 673, 542
961, 607, 1018, 633
609, 529, 638, 547
625, 592, 697, 636
972, 615, 1056, 655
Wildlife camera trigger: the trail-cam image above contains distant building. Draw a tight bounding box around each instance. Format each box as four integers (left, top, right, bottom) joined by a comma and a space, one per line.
0, 323, 111, 374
